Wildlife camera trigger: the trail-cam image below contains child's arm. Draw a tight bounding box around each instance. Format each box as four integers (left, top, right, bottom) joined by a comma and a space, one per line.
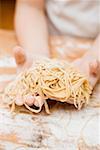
15, 0, 49, 60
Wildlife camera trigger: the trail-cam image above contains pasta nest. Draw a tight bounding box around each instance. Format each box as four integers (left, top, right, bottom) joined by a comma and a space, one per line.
3, 59, 92, 114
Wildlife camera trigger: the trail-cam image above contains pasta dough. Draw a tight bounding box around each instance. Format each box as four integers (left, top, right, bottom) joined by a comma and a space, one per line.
3, 58, 92, 114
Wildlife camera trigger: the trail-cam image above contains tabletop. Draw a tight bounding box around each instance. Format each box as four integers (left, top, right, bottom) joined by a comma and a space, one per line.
0, 29, 100, 150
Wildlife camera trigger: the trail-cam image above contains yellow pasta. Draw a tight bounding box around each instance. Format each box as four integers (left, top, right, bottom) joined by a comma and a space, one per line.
3, 58, 92, 114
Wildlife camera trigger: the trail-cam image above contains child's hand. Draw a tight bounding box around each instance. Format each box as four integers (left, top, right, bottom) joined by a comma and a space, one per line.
73, 53, 100, 88
13, 46, 44, 108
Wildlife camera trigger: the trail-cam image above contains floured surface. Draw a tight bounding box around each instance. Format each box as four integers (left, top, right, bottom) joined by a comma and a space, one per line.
0, 30, 100, 150
0, 86, 100, 150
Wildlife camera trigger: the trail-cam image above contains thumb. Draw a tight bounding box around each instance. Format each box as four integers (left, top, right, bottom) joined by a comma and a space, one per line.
13, 46, 26, 65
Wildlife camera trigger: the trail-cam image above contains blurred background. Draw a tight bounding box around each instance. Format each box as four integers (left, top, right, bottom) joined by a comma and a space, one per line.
0, 0, 15, 29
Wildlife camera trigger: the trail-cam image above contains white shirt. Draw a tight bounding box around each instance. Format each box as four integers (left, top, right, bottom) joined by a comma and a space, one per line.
46, 0, 100, 38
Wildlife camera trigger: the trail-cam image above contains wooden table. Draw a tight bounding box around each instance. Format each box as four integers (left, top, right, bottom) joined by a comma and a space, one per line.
0, 29, 100, 150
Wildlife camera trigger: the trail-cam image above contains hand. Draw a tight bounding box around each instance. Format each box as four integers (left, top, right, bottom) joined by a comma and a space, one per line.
13, 46, 45, 109
73, 47, 100, 88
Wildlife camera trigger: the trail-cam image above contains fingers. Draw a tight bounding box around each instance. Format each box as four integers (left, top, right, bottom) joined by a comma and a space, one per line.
15, 93, 44, 110
89, 60, 100, 77
15, 94, 34, 106
23, 94, 35, 106
34, 95, 44, 108
15, 95, 24, 106
13, 46, 26, 65
24, 94, 44, 108
89, 60, 100, 87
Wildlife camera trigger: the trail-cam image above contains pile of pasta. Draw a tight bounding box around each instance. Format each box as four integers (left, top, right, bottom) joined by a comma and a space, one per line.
3, 58, 92, 114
